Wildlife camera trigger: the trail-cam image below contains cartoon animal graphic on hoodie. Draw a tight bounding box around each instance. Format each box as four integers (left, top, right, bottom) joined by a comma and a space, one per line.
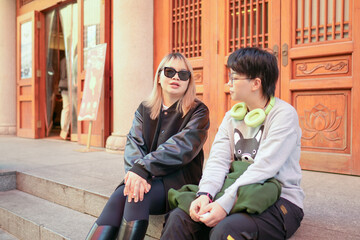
234, 126, 264, 163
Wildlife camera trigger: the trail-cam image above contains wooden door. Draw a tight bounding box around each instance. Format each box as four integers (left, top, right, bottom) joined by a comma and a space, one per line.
77, 0, 112, 147
154, 0, 360, 175
154, 0, 213, 155
217, 0, 281, 125
281, 0, 360, 175
17, 11, 46, 138
154, 0, 282, 155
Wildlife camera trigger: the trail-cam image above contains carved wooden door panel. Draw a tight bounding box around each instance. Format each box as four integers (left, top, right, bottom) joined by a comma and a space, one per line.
281, 0, 360, 175
16, 11, 46, 138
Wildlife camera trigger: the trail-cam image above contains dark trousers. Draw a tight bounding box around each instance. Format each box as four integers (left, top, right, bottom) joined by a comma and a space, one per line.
96, 178, 166, 227
161, 197, 304, 240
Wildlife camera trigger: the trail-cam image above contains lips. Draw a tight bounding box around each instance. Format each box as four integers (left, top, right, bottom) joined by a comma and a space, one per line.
170, 82, 180, 87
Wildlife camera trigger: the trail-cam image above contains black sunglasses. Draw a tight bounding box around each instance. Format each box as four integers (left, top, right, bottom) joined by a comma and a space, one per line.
163, 67, 191, 81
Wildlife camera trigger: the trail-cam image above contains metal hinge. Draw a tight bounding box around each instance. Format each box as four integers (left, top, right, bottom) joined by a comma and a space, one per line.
37, 120, 41, 128
37, 21, 41, 29
36, 70, 41, 77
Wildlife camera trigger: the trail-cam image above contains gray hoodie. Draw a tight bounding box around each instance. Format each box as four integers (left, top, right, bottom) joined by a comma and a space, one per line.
198, 97, 305, 214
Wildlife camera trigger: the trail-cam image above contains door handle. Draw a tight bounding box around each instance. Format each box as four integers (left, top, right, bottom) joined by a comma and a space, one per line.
282, 43, 288, 67
273, 44, 279, 62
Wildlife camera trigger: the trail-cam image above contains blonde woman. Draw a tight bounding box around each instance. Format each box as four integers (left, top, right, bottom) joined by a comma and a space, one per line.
86, 53, 210, 240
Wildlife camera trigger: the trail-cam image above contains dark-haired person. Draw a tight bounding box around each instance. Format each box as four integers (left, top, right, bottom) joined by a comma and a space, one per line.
161, 47, 304, 240
85, 53, 210, 240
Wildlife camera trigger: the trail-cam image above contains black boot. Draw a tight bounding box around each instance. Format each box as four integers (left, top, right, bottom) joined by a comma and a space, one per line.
117, 218, 149, 240
85, 222, 119, 240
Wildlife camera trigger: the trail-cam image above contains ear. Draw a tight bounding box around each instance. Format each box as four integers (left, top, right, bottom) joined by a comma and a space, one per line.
251, 77, 262, 91
234, 129, 243, 143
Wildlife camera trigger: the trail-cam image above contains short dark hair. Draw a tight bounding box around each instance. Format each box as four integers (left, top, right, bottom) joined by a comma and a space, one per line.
227, 47, 278, 98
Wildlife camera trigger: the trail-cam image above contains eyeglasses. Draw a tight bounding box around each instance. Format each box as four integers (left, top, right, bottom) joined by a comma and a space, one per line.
163, 67, 191, 81
228, 73, 251, 85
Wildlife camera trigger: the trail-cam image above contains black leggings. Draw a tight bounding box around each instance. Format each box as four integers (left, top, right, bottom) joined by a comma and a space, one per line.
96, 178, 166, 226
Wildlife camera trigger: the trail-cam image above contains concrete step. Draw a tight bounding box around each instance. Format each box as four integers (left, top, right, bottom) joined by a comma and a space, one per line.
16, 172, 108, 218
0, 190, 96, 240
0, 229, 18, 240
16, 172, 164, 239
0, 170, 16, 191
12, 170, 360, 240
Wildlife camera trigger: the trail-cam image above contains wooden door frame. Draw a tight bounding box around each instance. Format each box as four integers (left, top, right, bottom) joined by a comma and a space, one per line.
17, 0, 75, 15
154, 1, 171, 71
351, 0, 360, 175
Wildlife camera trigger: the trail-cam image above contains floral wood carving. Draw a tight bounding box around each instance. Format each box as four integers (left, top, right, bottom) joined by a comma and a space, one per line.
300, 104, 342, 141
298, 61, 347, 75
193, 70, 203, 83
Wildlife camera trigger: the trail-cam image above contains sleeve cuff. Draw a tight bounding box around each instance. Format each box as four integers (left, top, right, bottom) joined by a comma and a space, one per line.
216, 193, 236, 214
129, 163, 150, 180
198, 186, 218, 201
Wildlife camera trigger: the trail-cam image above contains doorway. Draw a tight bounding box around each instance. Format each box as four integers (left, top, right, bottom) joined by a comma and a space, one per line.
16, 0, 112, 147
44, 3, 78, 141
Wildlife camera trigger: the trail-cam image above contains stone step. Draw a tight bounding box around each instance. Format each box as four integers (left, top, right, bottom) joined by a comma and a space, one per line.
0, 190, 96, 240
0, 170, 16, 191
0, 228, 18, 240
16, 172, 108, 218
16, 172, 163, 239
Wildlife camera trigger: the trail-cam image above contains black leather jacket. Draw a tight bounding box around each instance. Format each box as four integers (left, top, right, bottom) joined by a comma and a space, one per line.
124, 99, 210, 201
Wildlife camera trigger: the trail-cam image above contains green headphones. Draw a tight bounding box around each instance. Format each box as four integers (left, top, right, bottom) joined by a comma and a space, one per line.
230, 96, 275, 128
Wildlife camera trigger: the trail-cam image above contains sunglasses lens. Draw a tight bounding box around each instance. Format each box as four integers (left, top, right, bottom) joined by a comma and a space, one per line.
163, 67, 190, 81
164, 68, 176, 78
178, 71, 190, 81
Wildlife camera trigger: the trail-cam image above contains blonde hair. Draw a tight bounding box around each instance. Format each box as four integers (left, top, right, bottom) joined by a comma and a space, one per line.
144, 53, 196, 119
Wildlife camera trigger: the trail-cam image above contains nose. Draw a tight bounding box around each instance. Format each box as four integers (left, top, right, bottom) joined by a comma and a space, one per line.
172, 73, 180, 80
227, 79, 232, 86
241, 154, 253, 162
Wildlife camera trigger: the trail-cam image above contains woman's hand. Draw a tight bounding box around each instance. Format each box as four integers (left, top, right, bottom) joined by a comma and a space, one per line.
198, 202, 227, 227
189, 195, 211, 222
123, 171, 151, 202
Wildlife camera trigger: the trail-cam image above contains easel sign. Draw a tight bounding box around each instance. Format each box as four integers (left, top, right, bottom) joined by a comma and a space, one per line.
76, 43, 107, 152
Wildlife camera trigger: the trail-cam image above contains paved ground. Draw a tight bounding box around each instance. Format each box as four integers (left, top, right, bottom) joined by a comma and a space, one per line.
1, 135, 360, 239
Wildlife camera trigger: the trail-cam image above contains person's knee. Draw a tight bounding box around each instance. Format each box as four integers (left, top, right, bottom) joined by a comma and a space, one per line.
165, 208, 189, 225
161, 208, 202, 240
210, 229, 257, 240
210, 220, 236, 240
210, 214, 258, 240
105, 187, 126, 209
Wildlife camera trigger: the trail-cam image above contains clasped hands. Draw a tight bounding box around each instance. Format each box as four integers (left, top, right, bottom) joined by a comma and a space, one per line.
123, 171, 151, 203
189, 195, 227, 227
